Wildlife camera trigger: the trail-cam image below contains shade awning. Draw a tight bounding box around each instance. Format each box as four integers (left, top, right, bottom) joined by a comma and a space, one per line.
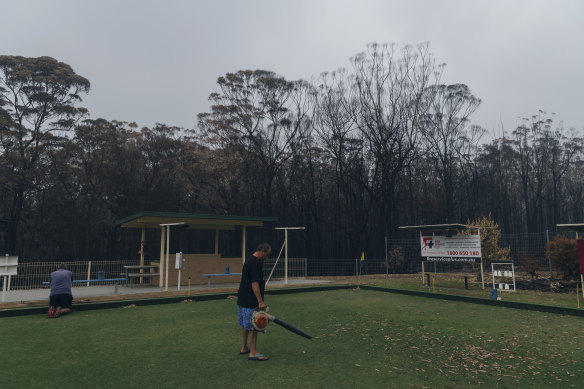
556, 223, 584, 232
399, 223, 474, 232
114, 211, 278, 230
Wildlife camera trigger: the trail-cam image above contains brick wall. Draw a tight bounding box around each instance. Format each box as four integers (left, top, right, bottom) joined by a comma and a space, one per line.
151, 254, 243, 286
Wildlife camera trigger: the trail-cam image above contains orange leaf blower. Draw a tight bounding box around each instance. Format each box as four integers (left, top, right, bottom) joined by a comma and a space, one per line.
251, 308, 312, 339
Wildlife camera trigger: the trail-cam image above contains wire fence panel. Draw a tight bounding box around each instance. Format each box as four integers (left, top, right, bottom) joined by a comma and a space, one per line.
4, 231, 580, 292
9, 260, 139, 290
499, 231, 576, 271
383, 231, 578, 277
307, 258, 360, 277
263, 258, 307, 281
384, 239, 425, 274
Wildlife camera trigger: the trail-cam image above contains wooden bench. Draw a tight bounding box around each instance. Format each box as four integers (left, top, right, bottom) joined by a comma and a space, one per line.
43, 278, 127, 293
201, 273, 242, 288
123, 265, 160, 288
124, 273, 160, 287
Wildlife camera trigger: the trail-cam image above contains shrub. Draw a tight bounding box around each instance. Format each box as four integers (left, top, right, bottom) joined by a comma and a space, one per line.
387, 245, 404, 272
521, 257, 540, 282
462, 213, 510, 281
546, 235, 578, 280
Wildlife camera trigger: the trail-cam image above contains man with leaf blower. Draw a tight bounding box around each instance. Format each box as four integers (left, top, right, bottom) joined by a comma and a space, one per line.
237, 242, 271, 361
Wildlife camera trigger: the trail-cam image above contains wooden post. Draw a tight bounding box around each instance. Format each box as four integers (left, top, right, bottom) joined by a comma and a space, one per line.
420, 231, 425, 285
1, 276, 6, 302
140, 228, 145, 266
574, 231, 584, 301
165, 225, 170, 292
140, 227, 146, 284
159, 227, 165, 287
479, 229, 485, 290
86, 261, 91, 287
215, 228, 219, 255
284, 228, 288, 284
242, 226, 247, 263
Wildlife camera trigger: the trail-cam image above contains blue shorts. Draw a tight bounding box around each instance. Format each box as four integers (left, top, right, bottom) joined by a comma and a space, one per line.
238, 306, 255, 330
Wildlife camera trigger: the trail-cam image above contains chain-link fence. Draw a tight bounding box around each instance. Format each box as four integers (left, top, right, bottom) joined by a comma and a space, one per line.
2, 231, 580, 292
303, 231, 580, 291
6, 260, 139, 290
263, 257, 307, 282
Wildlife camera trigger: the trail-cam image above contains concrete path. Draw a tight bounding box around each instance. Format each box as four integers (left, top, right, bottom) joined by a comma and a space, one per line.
1, 278, 331, 303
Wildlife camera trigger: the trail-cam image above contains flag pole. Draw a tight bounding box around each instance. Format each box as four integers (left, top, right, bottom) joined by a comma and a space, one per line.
358, 252, 365, 283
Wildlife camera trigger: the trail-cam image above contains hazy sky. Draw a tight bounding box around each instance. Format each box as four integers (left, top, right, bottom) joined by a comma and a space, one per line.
2, 0, 583, 137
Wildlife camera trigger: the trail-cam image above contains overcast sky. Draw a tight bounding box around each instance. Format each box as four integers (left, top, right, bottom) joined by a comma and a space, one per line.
2, 0, 583, 138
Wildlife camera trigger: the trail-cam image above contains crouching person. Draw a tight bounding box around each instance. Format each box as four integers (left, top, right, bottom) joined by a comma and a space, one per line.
48, 263, 73, 318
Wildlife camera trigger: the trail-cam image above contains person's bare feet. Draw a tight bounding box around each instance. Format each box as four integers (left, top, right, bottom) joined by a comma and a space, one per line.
248, 353, 269, 361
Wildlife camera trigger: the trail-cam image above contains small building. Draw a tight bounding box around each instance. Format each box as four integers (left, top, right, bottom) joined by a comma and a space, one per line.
114, 211, 277, 288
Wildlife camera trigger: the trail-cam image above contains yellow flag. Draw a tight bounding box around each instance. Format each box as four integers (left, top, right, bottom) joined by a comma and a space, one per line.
360, 252, 365, 262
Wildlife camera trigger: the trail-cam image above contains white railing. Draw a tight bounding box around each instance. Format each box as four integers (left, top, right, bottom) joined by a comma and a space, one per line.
5, 260, 139, 290
3, 258, 309, 291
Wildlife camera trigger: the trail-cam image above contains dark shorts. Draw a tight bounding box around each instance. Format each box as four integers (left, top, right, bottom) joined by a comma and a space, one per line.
50, 293, 73, 309
238, 306, 255, 331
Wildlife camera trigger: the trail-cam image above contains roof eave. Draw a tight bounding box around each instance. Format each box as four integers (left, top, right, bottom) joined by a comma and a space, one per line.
114, 211, 278, 229
399, 223, 474, 232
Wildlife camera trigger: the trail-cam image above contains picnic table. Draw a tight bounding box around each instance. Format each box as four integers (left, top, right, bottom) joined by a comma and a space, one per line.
123, 265, 160, 287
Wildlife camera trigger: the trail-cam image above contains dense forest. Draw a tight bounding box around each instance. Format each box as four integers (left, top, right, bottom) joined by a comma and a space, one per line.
1, 44, 582, 262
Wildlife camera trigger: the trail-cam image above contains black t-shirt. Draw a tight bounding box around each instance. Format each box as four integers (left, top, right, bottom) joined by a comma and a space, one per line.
237, 254, 265, 308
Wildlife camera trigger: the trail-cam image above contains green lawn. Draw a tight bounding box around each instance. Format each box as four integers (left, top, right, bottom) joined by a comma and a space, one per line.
366, 276, 583, 309
2, 289, 583, 388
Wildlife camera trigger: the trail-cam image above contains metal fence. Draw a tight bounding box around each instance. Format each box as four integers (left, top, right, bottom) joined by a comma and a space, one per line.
2, 258, 308, 291
2, 230, 578, 291
302, 231, 580, 286
500, 230, 576, 267
263, 257, 307, 282
5, 260, 139, 290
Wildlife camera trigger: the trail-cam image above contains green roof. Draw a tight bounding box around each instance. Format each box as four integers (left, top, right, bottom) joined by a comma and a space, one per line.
114, 211, 278, 230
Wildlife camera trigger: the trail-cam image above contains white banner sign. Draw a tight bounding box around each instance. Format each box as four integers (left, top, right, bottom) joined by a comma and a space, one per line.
420, 235, 481, 258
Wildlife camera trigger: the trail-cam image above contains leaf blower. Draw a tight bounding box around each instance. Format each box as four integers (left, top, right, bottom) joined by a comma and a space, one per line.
251, 308, 312, 339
